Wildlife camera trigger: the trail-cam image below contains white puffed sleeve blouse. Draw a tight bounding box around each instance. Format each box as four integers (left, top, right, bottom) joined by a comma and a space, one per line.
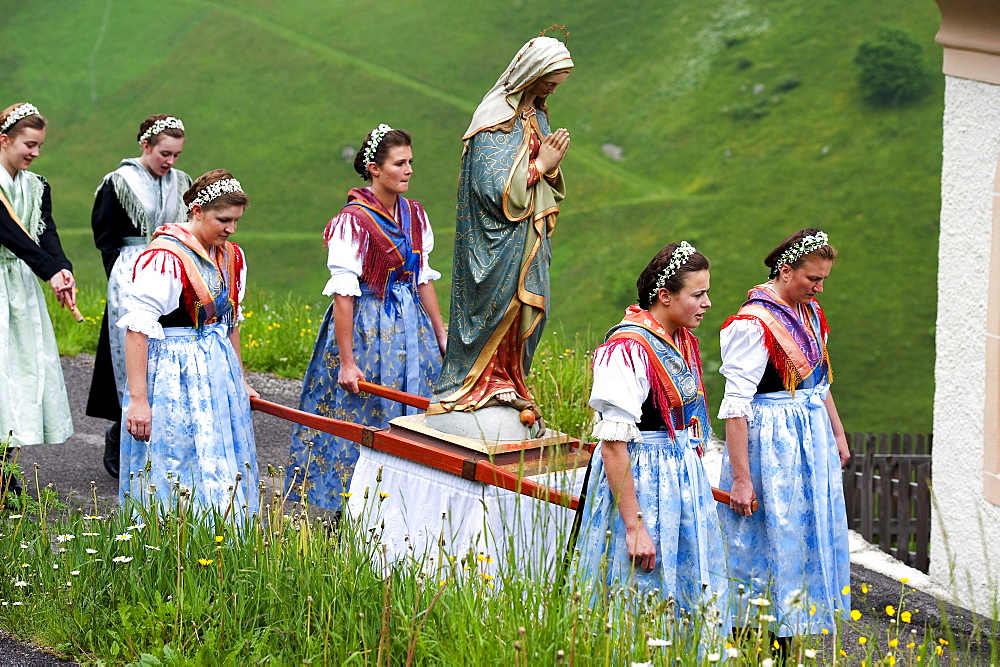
588, 341, 654, 445
117, 249, 248, 340
322, 202, 441, 298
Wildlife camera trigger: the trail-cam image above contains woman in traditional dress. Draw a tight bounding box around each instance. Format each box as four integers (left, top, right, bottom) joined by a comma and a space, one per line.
287, 125, 446, 512
118, 169, 258, 518
718, 229, 850, 638
87, 114, 191, 478
427, 36, 572, 426
0, 103, 75, 497
576, 242, 729, 619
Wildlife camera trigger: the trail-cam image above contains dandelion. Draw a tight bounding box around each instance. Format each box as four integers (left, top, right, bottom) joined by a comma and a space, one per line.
439, 579, 447, 586
339, 492, 352, 498
112, 556, 133, 564
114, 533, 133, 541
851, 609, 863, 621
55, 534, 75, 542
477, 554, 494, 564
378, 491, 390, 500
859, 637, 867, 645
198, 558, 214, 566
85, 549, 98, 555
900, 611, 912, 623
14, 581, 27, 588
885, 605, 896, 616
481, 574, 494, 581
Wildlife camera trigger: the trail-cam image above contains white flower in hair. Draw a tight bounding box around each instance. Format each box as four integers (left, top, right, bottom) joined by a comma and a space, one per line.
649, 241, 697, 305
775, 231, 829, 271
189, 178, 244, 209
0, 103, 39, 134
362, 123, 393, 178
139, 116, 185, 144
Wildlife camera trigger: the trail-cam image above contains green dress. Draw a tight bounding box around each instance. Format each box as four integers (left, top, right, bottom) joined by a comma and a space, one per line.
0, 169, 73, 446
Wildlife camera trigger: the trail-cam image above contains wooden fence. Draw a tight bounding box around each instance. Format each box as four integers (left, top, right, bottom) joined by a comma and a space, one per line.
842, 432, 932, 573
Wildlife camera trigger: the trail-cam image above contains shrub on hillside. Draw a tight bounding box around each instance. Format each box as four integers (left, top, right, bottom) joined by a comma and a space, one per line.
854, 26, 931, 105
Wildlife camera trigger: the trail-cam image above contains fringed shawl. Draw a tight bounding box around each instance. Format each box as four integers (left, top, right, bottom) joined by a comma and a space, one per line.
134, 223, 243, 328
322, 187, 424, 305
723, 282, 832, 393
594, 305, 709, 440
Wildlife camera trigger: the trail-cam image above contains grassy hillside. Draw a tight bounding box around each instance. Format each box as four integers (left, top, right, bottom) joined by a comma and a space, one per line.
1, 0, 943, 433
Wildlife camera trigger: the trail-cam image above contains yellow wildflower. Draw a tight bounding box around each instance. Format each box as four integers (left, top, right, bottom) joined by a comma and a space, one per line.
198, 558, 214, 566
851, 609, 862, 621
842, 585, 851, 595
859, 637, 867, 645
900, 611, 912, 623
886, 605, 896, 616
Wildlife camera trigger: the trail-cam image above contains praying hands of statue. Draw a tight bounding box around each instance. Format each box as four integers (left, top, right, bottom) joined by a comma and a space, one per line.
534, 128, 570, 176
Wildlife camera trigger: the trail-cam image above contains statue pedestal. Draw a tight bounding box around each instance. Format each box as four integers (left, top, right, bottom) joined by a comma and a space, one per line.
389, 413, 588, 474
423, 405, 544, 444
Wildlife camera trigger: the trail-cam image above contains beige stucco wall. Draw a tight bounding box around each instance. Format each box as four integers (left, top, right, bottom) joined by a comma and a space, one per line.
933, 74, 1000, 615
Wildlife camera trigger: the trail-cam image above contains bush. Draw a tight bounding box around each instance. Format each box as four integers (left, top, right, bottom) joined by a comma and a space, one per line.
854, 26, 931, 105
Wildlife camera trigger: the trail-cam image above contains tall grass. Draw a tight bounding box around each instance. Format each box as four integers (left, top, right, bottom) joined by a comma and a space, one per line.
1, 442, 995, 664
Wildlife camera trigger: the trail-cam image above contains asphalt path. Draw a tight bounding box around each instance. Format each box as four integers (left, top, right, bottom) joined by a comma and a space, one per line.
2, 355, 994, 663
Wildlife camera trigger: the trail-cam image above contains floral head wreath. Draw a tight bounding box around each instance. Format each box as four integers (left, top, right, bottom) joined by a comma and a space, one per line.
770, 231, 829, 278
139, 116, 184, 144
362, 123, 393, 179
648, 241, 697, 305
0, 103, 39, 134
189, 178, 243, 210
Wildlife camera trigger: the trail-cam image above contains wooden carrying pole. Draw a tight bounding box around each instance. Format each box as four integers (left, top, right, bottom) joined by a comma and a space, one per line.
250, 397, 579, 510
251, 384, 758, 514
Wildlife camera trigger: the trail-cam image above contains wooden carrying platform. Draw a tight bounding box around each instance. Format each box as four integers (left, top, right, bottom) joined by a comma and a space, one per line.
389, 414, 589, 476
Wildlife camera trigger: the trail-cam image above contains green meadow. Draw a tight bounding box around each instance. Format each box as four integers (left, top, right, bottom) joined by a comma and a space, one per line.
4, 0, 942, 433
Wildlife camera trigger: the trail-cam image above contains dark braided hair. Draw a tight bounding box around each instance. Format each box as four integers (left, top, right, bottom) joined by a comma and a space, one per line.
636, 242, 710, 309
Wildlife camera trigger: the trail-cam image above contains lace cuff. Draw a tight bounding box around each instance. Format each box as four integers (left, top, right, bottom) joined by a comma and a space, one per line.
417, 266, 442, 285
591, 419, 643, 444
717, 397, 753, 420
322, 274, 362, 297
116, 312, 164, 339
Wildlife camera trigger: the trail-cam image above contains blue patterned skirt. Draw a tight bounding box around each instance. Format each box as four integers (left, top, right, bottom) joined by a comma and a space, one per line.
288, 282, 442, 511
576, 430, 730, 616
119, 324, 259, 518
718, 386, 850, 635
